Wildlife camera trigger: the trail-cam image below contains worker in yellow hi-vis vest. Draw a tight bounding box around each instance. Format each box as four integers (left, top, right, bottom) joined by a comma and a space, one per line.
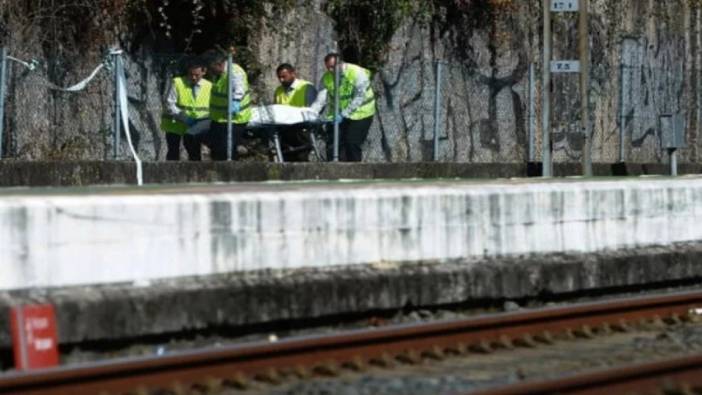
161, 58, 212, 161
311, 53, 375, 162
273, 63, 317, 161
204, 48, 251, 161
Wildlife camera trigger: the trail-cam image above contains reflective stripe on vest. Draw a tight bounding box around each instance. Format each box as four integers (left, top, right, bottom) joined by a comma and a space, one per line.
274, 79, 313, 107
209, 63, 252, 124
161, 77, 212, 135
322, 63, 375, 121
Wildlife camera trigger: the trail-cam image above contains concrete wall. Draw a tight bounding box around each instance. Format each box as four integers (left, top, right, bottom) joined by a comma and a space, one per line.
2, 176, 702, 291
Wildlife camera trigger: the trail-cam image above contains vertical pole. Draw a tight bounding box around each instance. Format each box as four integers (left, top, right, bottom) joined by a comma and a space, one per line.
579, 0, 591, 176
118, 55, 124, 152
542, 0, 552, 177
528, 62, 536, 162
333, 55, 341, 162
669, 149, 678, 176
619, 53, 626, 162
433, 61, 443, 161
0, 47, 6, 159
226, 53, 233, 161
698, 8, 702, 165
112, 51, 121, 160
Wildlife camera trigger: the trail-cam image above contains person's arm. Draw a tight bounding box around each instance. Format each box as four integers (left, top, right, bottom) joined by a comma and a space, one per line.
310, 76, 328, 115
165, 80, 189, 122
230, 66, 246, 101
341, 70, 370, 118
304, 84, 318, 107
165, 82, 180, 116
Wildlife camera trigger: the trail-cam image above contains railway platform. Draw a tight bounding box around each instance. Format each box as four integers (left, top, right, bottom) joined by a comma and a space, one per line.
2, 174, 702, 347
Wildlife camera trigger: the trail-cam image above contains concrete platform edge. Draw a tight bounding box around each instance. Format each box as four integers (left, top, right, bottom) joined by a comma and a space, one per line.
0, 241, 700, 347
1, 161, 701, 187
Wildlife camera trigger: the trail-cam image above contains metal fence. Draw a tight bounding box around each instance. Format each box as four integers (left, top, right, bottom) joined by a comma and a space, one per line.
0, 48, 142, 183
0, 47, 691, 177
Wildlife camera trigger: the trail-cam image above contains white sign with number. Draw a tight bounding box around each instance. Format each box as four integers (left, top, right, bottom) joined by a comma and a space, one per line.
551, 0, 579, 12
550, 60, 581, 73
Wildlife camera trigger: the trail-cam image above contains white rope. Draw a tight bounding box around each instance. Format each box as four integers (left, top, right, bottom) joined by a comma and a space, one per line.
7, 55, 105, 92
51, 63, 105, 92
9, 50, 142, 185
116, 59, 143, 186
7, 56, 38, 71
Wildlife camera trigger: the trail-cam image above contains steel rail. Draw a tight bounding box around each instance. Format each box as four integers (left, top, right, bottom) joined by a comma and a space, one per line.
469, 352, 702, 395
1, 290, 702, 394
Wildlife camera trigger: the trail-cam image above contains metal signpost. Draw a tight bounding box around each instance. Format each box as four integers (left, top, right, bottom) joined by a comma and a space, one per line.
660, 114, 686, 176
551, 0, 579, 11
541, 0, 553, 177
543, 0, 588, 177
578, 0, 591, 176
550, 60, 580, 73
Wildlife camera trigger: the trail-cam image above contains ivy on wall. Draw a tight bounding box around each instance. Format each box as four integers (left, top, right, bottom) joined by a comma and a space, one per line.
323, 0, 517, 71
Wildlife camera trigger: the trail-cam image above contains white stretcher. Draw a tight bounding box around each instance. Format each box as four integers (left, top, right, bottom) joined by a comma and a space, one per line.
248, 105, 325, 162
249, 104, 321, 126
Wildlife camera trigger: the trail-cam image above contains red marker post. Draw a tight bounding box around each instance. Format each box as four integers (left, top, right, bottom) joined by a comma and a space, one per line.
10, 304, 59, 370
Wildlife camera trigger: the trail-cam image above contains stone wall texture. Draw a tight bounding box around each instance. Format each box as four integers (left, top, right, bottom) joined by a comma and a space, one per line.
1, 0, 701, 164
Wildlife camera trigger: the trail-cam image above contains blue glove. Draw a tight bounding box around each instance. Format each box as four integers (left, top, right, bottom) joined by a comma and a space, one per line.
229, 100, 241, 115
184, 117, 197, 127
333, 114, 344, 124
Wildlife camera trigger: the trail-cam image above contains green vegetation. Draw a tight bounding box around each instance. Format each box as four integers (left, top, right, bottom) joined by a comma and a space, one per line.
324, 0, 426, 71
323, 0, 516, 71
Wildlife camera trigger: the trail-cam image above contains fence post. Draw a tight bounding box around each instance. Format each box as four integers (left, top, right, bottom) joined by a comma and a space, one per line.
0, 47, 6, 159
528, 62, 536, 162
226, 53, 233, 161
333, 55, 341, 162
433, 61, 443, 162
578, 0, 591, 176
111, 50, 121, 160
669, 149, 678, 177
618, 56, 626, 163
541, 0, 552, 177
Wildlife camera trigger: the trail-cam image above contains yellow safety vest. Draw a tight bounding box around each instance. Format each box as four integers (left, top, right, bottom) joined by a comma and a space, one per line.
161, 77, 212, 135
209, 64, 252, 124
274, 79, 313, 107
322, 63, 375, 120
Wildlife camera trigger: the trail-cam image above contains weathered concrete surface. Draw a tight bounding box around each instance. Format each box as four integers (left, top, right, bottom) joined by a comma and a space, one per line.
0, 242, 701, 347
1, 161, 700, 187
3, 177, 702, 291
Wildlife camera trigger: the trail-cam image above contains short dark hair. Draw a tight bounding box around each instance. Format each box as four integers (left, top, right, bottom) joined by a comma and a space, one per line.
276, 63, 296, 74
202, 49, 227, 65
186, 56, 207, 71
324, 53, 340, 63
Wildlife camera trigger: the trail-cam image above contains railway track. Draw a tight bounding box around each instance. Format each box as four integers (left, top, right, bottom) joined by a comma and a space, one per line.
2, 290, 702, 395
468, 353, 702, 395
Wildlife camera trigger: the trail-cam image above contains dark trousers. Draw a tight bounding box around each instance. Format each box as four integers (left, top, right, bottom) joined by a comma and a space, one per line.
326, 116, 373, 162
165, 133, 201, 161
209, 122, 246, 161
278, 125, 312, 162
